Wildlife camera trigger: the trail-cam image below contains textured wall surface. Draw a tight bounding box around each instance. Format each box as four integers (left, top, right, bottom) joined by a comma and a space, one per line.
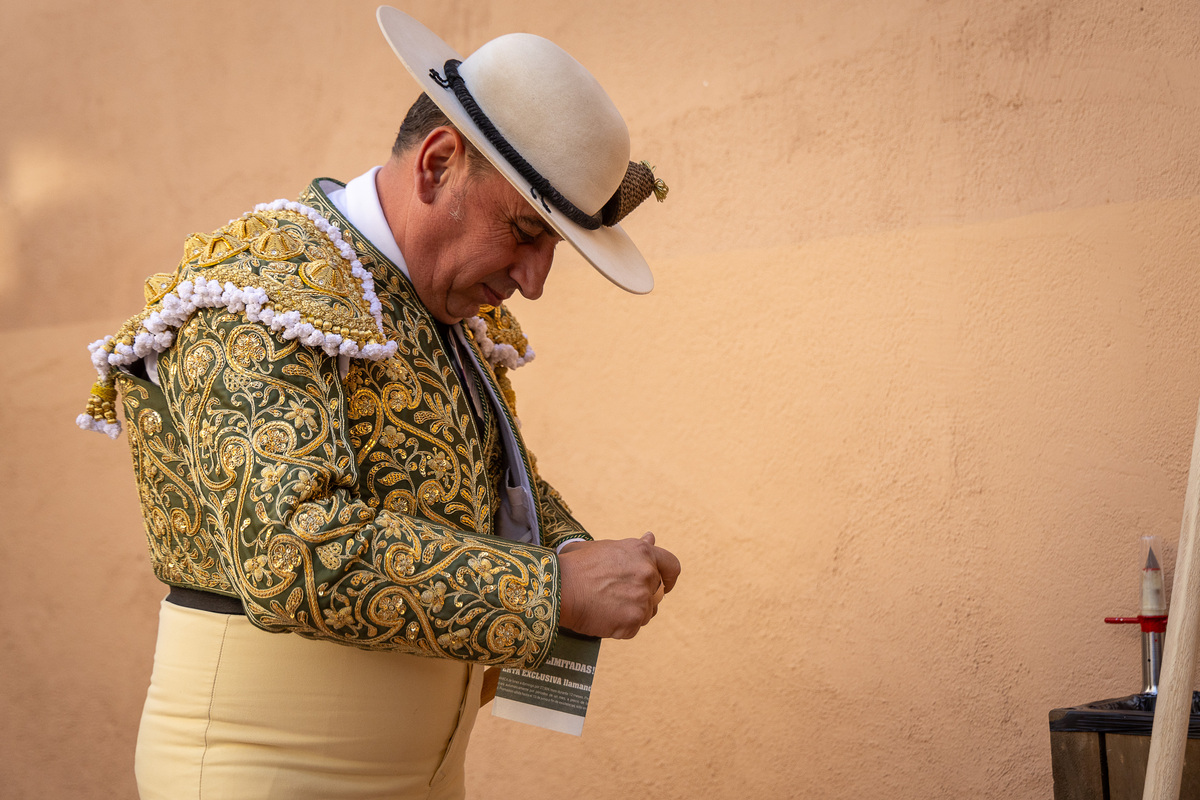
4, 1, 1200, 798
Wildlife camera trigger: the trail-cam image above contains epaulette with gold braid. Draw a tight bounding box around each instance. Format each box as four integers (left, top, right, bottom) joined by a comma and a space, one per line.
77, 199, 397, 438
464, 304, 535, 420
465, 304, 534, 370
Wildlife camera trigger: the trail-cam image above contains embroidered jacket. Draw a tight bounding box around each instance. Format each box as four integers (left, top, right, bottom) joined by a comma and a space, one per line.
79, 178, 590, 669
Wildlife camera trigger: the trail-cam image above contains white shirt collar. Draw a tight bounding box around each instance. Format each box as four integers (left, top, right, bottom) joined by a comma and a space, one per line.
326, 166, 409, 279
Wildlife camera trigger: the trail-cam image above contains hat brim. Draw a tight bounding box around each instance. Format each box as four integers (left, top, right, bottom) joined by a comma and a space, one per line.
376, 5, 654, 295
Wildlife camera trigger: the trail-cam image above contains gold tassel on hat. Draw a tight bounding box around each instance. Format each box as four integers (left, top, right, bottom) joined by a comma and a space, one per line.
642, 161, 669, 202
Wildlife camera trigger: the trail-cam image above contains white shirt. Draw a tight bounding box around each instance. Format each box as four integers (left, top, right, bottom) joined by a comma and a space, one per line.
324, 167, 409, 280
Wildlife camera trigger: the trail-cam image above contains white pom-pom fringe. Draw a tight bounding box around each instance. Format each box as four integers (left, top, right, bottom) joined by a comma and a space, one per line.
91, 282, 394, 374
464, 315, 534, 370
77, 413, 121, 439
89, 336, 114, 378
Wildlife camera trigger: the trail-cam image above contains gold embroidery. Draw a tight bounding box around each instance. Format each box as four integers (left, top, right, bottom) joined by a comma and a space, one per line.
118, 375, 234, 595
144, 273, 177, 304
96, 180, 597, 667
476, 304, 530, 354
251, 226, 305, 260
371, 591, 407, 624
316, 541, 344, 569
227, 213, 274, 240
141, 298, 557, 664
195, 232, 249, 266
82, 207, 390, 431
139, 409, 162, 435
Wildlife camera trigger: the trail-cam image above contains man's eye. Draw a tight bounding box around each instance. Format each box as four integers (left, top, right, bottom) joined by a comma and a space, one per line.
511, 225, 535, 244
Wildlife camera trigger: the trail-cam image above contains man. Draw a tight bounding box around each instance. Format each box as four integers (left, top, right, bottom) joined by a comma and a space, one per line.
77, 6, 679, 799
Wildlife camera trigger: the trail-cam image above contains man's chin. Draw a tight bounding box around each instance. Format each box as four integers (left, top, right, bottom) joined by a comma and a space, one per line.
435, 303, 479, 325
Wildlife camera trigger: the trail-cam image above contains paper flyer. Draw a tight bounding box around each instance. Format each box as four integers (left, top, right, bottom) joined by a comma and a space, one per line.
491, 630, 601, 736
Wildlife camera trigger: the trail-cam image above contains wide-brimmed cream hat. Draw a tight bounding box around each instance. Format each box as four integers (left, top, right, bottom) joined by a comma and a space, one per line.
376, 5, 662, 294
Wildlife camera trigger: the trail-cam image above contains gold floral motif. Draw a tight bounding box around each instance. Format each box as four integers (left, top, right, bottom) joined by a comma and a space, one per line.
254, 423, 293, 455
220, 439, 247, 469
424, 450, 451, 480
258, 463, 286, 491
184, 347, 214, 380
269, 539, 302, 572
294, 469, 322, 499
244, 555, 271, 582
230, 331, 267, 366
385, 544, 417, 579
170, 508, 191, 534
420, 581, 447, 613
498, 575, 529, 611
198, 420, 218, 448
436, 628, 471, 650
292, 503, 329, 537
379, 425, 405, 449
105, 180, 590, 668
323, 605, 355, 630
384, 490, 415, 516
419, 482, 444, 506
370, 591, 407, 624
488, 619, 521, 650
284, 400, 318, 432
468, 556, 502, 585
138, 409, 162, 436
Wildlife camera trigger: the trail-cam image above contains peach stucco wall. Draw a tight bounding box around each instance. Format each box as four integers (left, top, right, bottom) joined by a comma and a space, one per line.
4, 1, 1200, 797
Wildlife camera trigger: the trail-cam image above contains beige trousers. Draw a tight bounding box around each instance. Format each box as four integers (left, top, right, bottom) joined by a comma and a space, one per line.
135, 600, 483, 800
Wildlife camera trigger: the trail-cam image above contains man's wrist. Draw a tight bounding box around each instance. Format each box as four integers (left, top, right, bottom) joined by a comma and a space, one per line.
555, 543, 581, 632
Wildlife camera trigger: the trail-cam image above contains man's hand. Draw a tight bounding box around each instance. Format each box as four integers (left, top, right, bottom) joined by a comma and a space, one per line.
557, 532, 681, 639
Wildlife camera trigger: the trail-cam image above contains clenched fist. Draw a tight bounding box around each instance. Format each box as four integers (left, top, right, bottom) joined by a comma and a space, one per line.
557, 532, 681, 639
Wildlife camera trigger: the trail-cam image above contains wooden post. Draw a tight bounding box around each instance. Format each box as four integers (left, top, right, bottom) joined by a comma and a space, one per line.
1143, 399, 1200, 800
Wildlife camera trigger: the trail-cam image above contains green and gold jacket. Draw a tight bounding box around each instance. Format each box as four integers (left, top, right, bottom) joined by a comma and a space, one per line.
79, 178, 590, 669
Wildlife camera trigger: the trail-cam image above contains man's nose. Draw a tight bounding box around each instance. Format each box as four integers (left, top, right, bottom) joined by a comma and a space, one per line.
510, 239, 556, 301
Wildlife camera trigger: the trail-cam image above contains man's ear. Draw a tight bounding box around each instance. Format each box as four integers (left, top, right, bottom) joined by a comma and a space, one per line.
413, 127, 469, 205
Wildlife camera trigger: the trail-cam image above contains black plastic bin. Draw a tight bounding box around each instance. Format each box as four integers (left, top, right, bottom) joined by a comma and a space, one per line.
1049, 692, 1200, 799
